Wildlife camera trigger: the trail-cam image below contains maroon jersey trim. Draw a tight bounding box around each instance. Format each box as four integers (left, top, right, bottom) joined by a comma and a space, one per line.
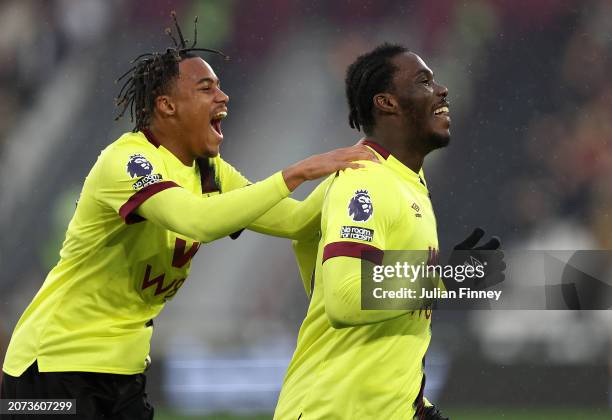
119, 181, 179, 224
141, 128, 160, 148
361, 139, 390, 160
322, 241, 384, 265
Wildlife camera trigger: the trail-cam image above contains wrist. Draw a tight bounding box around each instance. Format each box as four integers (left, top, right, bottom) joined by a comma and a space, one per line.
282, 164, 306, 192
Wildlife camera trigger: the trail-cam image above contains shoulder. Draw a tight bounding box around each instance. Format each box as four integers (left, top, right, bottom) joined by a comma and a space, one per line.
329, 161, 401, 199
336, 160, 396, 181
102, 132, 160, 161
86, 132, 166, 191
324, 162, 400, 223
95, 132, 162, 173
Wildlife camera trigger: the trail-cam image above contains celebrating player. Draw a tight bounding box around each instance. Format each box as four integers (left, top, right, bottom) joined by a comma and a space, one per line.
274, 44, 501, 419
0, 14, 376, 419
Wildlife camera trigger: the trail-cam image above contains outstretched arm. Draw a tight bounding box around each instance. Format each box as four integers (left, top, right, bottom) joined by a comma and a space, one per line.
248, 175, 334, 239
136, 145, 375, 243
217, 144, 374, 240
139, 171, 291, 243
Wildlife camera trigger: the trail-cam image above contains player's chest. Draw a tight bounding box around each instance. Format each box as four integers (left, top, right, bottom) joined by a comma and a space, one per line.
390, 186, 438, 250
163, 162, 202, 194
126, 227, 201, 304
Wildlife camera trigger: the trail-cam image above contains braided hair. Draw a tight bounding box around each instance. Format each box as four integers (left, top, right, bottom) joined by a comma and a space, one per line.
345, 43, 407, 135
115, 11, 229, 132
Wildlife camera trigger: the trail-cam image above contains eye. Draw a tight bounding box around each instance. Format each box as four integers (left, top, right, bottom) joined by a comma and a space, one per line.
422, 79, 432, 86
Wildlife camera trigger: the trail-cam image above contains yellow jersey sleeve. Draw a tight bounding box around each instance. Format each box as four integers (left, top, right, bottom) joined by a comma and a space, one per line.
214, 156, 334, 241
138, 172, 291, 243
321, 162, 399, 265
249, 174, 334, 240
93, 141, 178, 224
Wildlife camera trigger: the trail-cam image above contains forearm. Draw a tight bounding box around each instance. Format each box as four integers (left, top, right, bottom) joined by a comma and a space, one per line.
248, 175, 333, 239
138, 171, 290, 243
323, 257, 412, 328
247, 197, 319, 239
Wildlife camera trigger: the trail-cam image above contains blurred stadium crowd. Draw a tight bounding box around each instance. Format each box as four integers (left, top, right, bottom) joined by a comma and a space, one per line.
0, 0, 610, 414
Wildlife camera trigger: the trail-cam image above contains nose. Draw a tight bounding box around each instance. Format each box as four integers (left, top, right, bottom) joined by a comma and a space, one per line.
217, 88, 229, 104
436, 82, 448, 98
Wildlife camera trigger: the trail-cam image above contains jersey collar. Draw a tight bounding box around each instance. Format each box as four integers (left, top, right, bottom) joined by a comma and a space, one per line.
362, 139, 430, 195
361, 139, 390, 159
142, 128, 160, 148
141, 129, 197, 169
140, 129, 219, 194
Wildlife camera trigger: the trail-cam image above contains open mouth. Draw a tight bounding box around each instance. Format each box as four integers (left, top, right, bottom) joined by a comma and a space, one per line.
432, 104, 450, 127
433, 106, 449, 116
210, 111, 227, 137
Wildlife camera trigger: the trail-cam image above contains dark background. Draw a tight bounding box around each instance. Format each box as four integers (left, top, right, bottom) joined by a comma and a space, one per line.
0, 0, 610, 417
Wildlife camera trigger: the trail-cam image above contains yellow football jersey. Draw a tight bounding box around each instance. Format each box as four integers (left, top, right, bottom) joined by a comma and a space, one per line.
275, 141, 439, 419
2, 130, 262, 376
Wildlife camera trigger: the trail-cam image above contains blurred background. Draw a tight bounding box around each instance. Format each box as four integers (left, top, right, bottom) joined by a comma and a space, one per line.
0, 0, 611, 419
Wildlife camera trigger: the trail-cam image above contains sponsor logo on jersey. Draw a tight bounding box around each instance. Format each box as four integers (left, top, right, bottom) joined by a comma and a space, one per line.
340, 226, 374, 242
127, 154, 154, 178
348, 189, 373, 222
412, 202, 422, 218
132, 173, 163, 190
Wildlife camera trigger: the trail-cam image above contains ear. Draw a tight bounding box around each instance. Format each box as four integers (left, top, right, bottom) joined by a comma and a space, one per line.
373, 93, 398, 114
155, 95, 176, 117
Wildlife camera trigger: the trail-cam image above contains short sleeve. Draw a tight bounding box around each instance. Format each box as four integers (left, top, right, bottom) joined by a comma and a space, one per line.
321, 164, 397, 265
93, 144, 178, 224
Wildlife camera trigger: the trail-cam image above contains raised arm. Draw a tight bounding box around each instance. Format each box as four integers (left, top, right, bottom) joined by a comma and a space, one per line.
136, 145, 375, 243
138, 171, 291, 243
247, 175, 334, 239
215, 145, 375, 240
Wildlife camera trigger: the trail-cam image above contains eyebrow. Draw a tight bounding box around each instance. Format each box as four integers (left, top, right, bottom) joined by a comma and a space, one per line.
196, 77, 220, 86
414, 69, 433, 79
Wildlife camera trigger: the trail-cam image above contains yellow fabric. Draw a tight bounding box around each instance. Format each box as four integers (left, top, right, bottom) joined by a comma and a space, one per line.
249, 174, 335, 240
290, 174, 336, 295
2, 131, 322, 377
139, 173, 292, 243
275, 147, 439, 420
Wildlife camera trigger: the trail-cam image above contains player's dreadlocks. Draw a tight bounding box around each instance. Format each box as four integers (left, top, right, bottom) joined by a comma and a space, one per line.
345, 43, 407, 135
115, 11, 229, 132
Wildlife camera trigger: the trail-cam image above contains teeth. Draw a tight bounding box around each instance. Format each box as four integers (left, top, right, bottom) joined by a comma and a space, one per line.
434, 106, 449, 115
212, 111, 228, 120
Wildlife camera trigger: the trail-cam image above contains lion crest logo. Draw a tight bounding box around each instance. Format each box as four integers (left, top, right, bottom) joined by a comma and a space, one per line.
348, 189, 373, 222
126, 154, 153, 178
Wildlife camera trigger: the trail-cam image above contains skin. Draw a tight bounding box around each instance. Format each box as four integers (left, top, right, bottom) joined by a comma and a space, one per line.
147, 56, 376, 191
150, 57, 228, 162
368, 52, 450, 173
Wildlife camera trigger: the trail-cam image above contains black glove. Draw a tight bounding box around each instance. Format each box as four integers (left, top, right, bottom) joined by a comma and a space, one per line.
421, 405, 450, 420
443, 227, 505, 293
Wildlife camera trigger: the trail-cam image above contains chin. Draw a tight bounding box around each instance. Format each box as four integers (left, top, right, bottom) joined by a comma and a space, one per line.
205, 148, 220, 157
196, 147, 219, 159
428, 131, 450, 150
201, 139, 221, 158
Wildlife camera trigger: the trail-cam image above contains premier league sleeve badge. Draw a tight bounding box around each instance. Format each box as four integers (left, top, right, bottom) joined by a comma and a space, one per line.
348, 189, 373, 222
126, 154, 154, 178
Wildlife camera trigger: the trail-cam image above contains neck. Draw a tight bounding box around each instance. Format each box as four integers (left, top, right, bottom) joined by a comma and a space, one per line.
147, 123, 195, 166
368, 125, 426, 173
